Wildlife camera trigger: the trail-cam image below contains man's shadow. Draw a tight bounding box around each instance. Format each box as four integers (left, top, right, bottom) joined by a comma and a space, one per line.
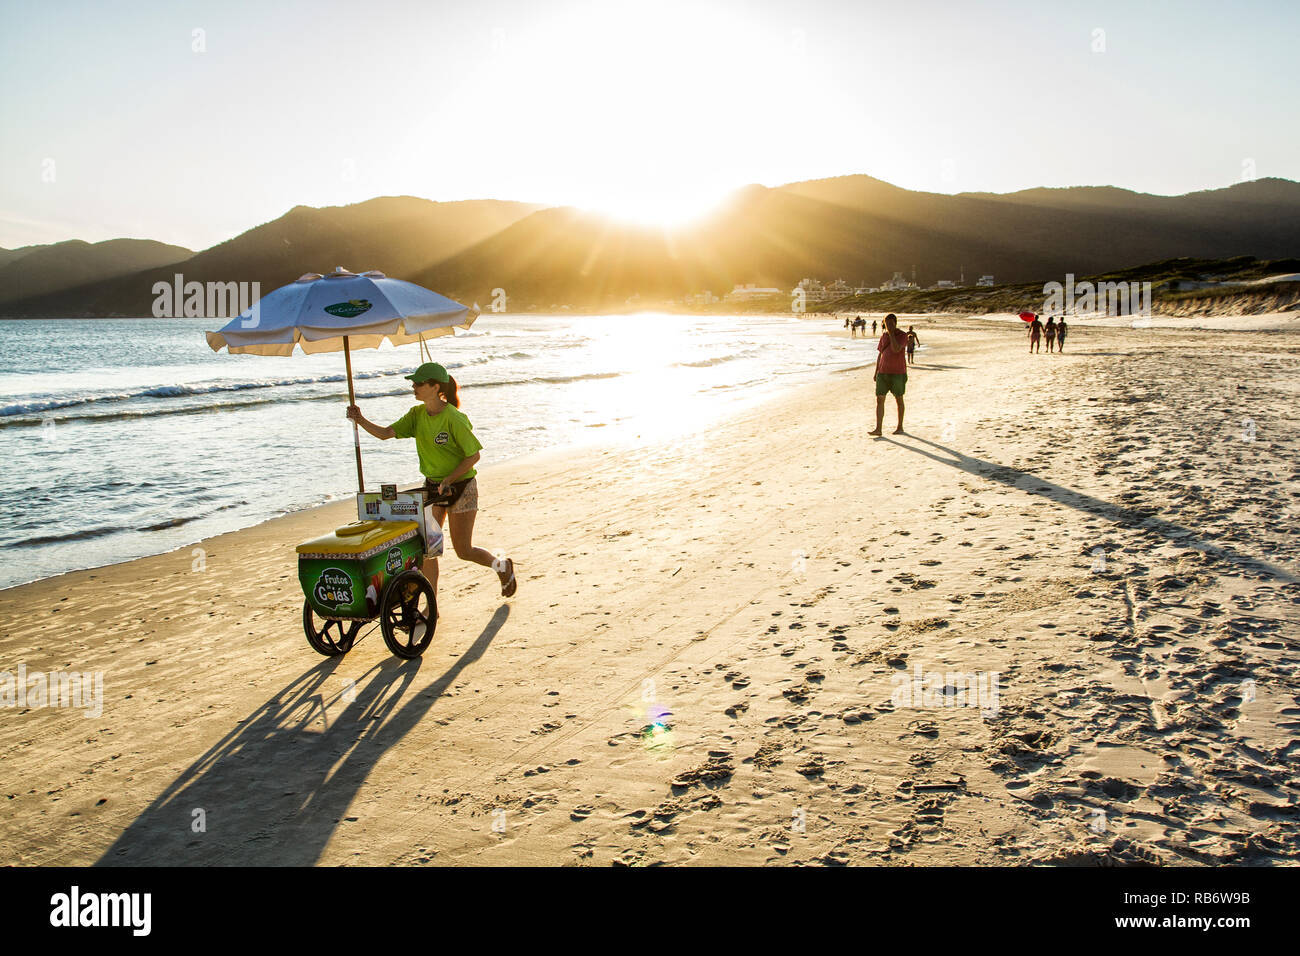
95, 605, 509, 866
881, 435, 1295, 584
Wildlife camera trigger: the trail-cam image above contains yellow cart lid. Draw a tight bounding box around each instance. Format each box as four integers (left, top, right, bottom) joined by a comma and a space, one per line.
295, 520, 419, 556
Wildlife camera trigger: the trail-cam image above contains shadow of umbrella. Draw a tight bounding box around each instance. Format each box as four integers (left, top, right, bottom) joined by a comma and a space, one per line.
883, 435, 1296, 585
95, 605, 509, 867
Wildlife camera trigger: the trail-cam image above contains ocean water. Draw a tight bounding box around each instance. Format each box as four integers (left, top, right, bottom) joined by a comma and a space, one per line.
0, 313, 867, 590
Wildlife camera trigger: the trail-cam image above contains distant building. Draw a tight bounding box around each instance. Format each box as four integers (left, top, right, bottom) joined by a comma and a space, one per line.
881, 271, 914, 291
685, 290, 719, 306
794, 278, 830, 302
932, 280, 956, 289
976, 275, 995, 287
826, 278, 853, 297
854, 286, 880, 295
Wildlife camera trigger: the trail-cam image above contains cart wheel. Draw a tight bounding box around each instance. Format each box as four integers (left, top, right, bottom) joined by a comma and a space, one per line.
379, 570, 437, 659
302, 600, 361, 656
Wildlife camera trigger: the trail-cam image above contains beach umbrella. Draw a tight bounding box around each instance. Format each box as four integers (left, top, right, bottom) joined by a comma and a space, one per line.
206, 267, 477, 492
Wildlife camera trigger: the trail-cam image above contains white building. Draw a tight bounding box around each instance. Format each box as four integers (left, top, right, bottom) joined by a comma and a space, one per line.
881, 271, 913, 291
976, 275, 995, 287
794, 278, 830, 302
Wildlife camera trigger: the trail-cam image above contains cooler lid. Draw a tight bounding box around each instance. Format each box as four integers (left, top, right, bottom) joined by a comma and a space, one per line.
296, 520, 419, 556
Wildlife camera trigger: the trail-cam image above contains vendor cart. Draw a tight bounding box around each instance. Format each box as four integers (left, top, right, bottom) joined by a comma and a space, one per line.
205, 268, 477, 659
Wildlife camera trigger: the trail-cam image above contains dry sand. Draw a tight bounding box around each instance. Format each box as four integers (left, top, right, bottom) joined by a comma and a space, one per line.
2, 320, 1298, 866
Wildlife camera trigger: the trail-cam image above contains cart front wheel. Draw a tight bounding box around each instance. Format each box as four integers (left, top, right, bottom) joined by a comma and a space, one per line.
380, 570, 437, 659
303, 600, 361, 656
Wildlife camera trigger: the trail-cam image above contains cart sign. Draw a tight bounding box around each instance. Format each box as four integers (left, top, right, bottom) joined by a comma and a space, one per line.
315, 568, 355, 609
357, 490, 442, 557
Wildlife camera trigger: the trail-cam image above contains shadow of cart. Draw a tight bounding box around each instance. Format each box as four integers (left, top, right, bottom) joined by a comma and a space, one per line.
95, 605, 509, 866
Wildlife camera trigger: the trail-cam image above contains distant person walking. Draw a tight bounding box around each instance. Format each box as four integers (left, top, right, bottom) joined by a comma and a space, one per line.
906, 326, 920, 365
1044, 316, 1057, 353
871, 318, 878, 336
869, 313, 908, 436
1028, 314, 1043, 353
1056, 317, 1068, 352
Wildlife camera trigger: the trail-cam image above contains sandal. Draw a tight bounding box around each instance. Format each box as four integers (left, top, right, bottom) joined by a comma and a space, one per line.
497, 557, 517, 598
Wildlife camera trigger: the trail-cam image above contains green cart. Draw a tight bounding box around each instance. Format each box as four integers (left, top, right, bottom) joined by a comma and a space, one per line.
296, 485, 443, 659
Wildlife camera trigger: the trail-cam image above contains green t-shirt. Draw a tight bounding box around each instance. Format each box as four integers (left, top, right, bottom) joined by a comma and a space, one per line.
389, 403, 482, 481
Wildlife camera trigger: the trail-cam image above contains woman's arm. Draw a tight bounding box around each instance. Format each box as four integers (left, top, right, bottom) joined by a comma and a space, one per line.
346, 405, 395, 440
437, 452, 481, 492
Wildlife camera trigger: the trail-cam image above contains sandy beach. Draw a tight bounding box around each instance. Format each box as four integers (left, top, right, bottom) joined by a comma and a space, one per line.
2, 319, 1298, 866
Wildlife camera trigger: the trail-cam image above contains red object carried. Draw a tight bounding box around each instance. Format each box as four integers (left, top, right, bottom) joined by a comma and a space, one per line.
1019, 311, 1036, 323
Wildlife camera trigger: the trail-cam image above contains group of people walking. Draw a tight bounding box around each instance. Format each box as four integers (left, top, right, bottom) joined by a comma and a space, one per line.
846, 315, 876, 338
1026, 314, 1069, 353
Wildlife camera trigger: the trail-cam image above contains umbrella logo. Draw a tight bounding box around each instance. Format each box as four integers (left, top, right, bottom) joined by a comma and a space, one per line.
324, 299, 373, 318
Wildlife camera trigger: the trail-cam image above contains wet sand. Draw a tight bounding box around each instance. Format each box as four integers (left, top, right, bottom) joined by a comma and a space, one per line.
2, 320, 1298, 866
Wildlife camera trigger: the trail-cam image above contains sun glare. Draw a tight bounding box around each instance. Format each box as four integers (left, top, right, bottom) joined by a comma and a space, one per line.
586, 185, 728, 229
467, 1, 793, 230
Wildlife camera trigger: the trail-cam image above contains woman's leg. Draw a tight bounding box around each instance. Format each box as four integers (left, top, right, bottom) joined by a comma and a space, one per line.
420, 506, 447, 594
448, 508, 515, 594
447, 508, 496, 569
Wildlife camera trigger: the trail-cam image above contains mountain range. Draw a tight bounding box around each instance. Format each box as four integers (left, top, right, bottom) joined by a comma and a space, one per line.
2, 175, 1297, 316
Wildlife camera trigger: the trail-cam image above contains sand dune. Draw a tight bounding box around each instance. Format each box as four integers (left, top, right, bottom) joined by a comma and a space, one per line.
2, 320, 1297, 866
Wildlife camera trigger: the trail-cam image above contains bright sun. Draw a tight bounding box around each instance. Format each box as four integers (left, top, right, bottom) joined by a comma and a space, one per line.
584, 185, 728, 229
475, 1, 784, 231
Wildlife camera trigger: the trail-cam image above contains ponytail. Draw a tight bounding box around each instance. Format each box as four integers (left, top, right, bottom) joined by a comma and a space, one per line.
437, 375, 460, 408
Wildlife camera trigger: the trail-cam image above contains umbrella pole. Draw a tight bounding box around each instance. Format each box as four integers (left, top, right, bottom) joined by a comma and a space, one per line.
343, 335, 364, 493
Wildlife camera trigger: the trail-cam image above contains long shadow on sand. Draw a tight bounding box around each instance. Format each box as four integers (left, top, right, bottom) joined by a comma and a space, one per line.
883, 435, 1296, 584
95, 605, 509, 866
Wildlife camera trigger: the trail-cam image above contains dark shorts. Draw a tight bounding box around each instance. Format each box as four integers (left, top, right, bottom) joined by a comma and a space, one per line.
876, 373, 907, 397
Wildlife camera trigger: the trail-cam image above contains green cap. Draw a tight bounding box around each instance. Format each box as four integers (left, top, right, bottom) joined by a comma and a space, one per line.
405, 362, 450, 384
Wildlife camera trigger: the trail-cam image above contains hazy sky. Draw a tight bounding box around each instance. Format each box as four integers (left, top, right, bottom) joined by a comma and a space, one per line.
1, 0, 1297, 250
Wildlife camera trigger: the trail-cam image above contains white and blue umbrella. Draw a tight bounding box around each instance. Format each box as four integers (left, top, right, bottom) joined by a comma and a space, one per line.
206, 267, 478, 491
205, 266, 475, 355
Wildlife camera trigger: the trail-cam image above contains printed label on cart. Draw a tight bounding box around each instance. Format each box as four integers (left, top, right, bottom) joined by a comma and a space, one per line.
385, 547, 403, 575
314, 568, 355, 609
